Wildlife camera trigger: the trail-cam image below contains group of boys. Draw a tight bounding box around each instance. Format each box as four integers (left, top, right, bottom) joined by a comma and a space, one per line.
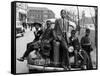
17, 9, 93, 70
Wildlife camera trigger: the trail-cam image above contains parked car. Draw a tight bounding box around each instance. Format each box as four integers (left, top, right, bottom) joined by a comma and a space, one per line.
16, 25, 24, 38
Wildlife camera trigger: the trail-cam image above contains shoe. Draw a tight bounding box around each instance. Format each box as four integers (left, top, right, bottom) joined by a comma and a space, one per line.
62, 65, 68, 70
62, 65, 71, 71
17, 57, 24, 62
67, 66, 71, 70
73, 64, 79, 68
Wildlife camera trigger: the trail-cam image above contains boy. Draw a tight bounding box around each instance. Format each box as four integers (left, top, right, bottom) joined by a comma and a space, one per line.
17, 23, 43, 61
80, 28, 93, 69
69, 30, 80, 66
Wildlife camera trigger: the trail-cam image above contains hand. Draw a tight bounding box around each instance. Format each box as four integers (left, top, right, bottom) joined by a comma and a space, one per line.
44, 40, 49, 43
38, 40, 41, 43
83, 43, 91, 45
57, 35, 62, 41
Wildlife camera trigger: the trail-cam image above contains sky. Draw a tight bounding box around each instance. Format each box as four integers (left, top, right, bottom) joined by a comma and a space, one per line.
27, 3, 95, 18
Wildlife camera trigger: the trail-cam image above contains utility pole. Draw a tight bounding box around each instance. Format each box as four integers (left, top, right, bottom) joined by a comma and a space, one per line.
82, 11, 85, 27
90, 7, 97, 47
77, 6, 80, 35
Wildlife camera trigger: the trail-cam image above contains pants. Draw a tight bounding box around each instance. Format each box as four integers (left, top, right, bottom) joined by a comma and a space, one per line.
86, 51, 93, 69
80, 50, 93, 69
22, 41, 38, 58
60, 38, 70, 68
82, 45, 93, 69
74, 50, 78, 65
53, 40, 60, 65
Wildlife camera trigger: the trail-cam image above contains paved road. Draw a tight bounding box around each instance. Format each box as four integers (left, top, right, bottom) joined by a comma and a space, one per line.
16, 31, 35, 73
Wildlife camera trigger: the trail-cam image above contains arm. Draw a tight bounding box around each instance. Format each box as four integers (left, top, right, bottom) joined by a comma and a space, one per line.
39, 30, 45, 40
67, 20, 69, 33
81, 37, 91, 45
52, 30, 57, 40
53, 19, 59, 40
45, 29, 54, 43
37, 30, 43, 38
68, 37, 72, 45
34, 31, 37, 37
75, 38, 80, 50
80, 37, 84, 46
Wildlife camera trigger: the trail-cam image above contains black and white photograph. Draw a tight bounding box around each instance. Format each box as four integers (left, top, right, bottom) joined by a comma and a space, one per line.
11, 1, 98, 74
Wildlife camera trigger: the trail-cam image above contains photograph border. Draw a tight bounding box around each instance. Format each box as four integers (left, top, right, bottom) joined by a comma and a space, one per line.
11, 1, 98, 75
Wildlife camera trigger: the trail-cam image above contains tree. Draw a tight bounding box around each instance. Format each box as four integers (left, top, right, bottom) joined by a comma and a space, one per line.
76, 6, 81, 35
82, 11, 85, 27
89, 7, 97, 46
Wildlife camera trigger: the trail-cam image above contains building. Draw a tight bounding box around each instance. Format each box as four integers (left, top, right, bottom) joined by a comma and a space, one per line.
80, 17, 95, 30
27, 7, 55, 23
16, 3, 28, 26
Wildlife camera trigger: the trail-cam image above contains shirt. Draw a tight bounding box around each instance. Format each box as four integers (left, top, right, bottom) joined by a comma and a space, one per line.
81, 36, 91, 45
34, 29, 43, 42
81, 36, 93, 52
69, 36, 80, 50
61, 18, 69, 33
41, 28, 54, 42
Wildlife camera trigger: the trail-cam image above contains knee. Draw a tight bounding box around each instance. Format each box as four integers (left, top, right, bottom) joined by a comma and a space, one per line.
53, 40, 60, 46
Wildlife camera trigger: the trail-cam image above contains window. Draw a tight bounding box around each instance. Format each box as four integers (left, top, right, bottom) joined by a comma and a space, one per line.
19, 12, 26, 21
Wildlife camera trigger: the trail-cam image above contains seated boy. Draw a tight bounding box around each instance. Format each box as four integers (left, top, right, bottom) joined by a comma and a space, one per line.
69, 30, 80, 66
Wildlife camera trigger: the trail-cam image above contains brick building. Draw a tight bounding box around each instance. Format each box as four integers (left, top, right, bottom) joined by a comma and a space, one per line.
27, 7, 55, 23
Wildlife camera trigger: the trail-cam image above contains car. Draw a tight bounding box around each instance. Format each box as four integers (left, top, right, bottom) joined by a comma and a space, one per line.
16, 25, 24, 38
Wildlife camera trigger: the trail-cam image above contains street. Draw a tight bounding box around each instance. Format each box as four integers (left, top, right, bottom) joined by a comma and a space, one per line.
16, 30, 35, 73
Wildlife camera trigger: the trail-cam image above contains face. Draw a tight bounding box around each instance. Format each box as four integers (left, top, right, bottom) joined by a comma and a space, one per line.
71, 32, 75, 37
86, 31, 90, 36
46, 21, 51, 28
71, 30, 76, 37
35, 24, 40, 30
85, 29, 90, 36
60, 10, 66, 18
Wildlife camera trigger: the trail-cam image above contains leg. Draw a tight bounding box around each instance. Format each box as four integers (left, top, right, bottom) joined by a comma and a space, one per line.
23, 42, 35, 58
60, 38, 70, 70
74, 50, 78, 66
27, 42, 34, 50
87, 52, 93, 69
53, 40, 60, 66
17, 42, 35, 61
79, 50, 88, 69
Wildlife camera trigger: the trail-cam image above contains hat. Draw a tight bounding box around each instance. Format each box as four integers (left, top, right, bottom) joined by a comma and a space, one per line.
71, 30, 76, 34
86, 28, 90, 33
33, 22, 42, 27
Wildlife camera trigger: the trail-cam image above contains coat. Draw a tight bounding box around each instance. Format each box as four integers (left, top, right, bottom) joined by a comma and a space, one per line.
54, 18, 69, 41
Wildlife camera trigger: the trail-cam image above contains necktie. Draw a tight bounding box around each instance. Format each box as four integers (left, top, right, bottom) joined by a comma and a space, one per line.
63, 18, 64, 32
62, 18, 66, 38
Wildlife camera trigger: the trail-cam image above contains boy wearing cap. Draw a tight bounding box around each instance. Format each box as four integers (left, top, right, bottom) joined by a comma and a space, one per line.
17, 23, 43, 61
69, 30, 80, 66
80, 28, 93, 69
